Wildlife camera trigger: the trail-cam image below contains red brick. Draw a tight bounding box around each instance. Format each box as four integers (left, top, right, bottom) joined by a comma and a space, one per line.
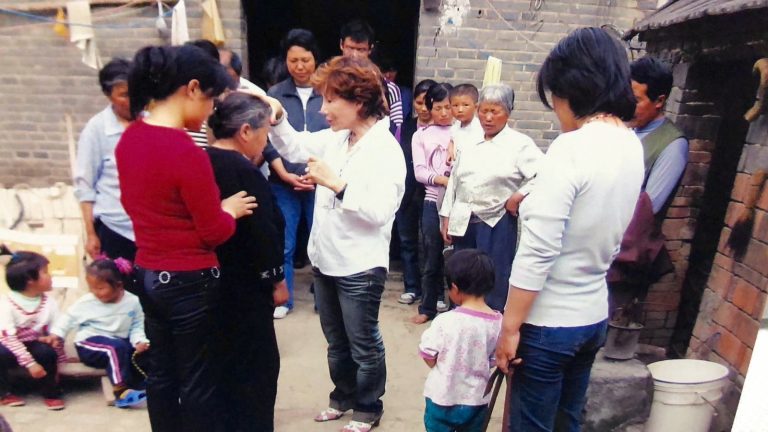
662, 217, 695, 240
757, 185, 768, 211
708, 265, 734, 298
732, 311, 760, 348
739, 347, 753, 376
731, 172, 750, 202
689, 139, 715, 152
725, 201, 746, 227
672, 197, 694, 207
713, 252, 735, 272
688, 151, 712, 164
753, 210, 768, 244
715, 329, 746, 366
742, 240, 768, 275
732, 278, 761, 313
666, 207, 692, 218
713, 301, 739, 328
717, 227, 732, 256
751, 293, 767, 320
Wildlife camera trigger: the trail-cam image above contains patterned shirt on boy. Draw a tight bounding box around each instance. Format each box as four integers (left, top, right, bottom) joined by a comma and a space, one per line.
419, 307, 502, 406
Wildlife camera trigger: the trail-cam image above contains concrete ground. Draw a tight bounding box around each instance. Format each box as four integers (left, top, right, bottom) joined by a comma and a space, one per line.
0, 267, 503, 432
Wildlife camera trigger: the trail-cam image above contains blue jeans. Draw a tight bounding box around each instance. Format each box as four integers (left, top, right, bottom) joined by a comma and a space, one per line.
419, 200, 444, 318
314, 267, 387, 423
453, 212, 517, 312
508, 320, 608, 432
424, 398, 487, 432
396, 191, 423, 296
272, 183, 315, 309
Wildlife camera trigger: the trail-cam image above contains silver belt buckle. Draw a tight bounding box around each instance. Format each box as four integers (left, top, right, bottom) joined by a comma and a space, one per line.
158, 271, 171, 284
210, 267, 220, 278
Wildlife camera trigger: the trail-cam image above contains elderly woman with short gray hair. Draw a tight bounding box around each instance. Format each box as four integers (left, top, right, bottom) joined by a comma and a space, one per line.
439, 83, 543, 311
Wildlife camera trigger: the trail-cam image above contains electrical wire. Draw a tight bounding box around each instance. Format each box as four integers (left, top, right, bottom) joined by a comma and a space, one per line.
484, 0, 550, 53
0, 2, 171, 32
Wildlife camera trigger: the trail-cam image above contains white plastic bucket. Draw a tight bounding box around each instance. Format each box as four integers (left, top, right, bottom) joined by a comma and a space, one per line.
644, 359, 729, 432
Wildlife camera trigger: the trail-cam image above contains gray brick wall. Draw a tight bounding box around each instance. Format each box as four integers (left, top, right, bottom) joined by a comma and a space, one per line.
414, 0, 656, 148
0, 1, 657, 186
0, 0, 244, 187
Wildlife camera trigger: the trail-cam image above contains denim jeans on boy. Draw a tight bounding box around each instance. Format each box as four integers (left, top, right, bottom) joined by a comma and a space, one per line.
452, 212, 517, 312
134, 266, 222, 432
507, 320, 608, 432
314, 267, 387, 424
396, 191, 423, 297
424, 398, 487, 432
271, 183, 315, 309
419, 200, 444, 318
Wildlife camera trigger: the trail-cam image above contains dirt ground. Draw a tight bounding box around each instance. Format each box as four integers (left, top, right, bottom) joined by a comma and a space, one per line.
0, 267, 503, 432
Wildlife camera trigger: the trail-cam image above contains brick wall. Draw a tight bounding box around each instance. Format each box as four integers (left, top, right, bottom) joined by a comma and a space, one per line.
414, 0, 657, 148
639, 11, 768, 428
0, 0, 245, 187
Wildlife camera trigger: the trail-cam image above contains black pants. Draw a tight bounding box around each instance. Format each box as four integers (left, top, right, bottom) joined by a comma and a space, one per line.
0, 341, 61, 398
216, 270, 280, 432
134, 266, 222, 432
95, 219, 137, 262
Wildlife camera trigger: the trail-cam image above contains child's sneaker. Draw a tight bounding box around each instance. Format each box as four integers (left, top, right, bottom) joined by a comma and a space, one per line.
44, 398, 65, 410
114, 389, 147, 408
0, 394, 25, 407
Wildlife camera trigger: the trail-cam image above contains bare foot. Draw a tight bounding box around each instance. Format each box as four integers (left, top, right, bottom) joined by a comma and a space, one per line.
410, 314, 430, 324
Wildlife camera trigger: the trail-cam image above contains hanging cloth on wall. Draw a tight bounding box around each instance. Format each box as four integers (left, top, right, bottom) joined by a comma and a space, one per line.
482, 56, 502, 87
53, 7, 69, 38
171, 0, 189, 45
66, 1, 102, 69
201, 0, 225, 46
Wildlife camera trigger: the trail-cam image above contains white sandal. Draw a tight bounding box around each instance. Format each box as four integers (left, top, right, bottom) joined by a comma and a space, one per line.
314, 407, 346, 422
340, 420, 378, 432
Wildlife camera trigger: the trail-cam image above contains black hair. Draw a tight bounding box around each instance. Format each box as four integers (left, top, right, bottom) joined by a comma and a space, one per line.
445, 249, 495, 297
208, 92, 272, 140
377, 56, 396, 73
86, 257, 133, 290
99, 58, 131, 95
425, 82, 453, 111
261, 56, 289, 89
450, 83, 479, 103
414, 79, 437, 98
185, 39, 220, 61
2, 246, 49, 292
128, 44, 232, 119
340, 19, 375, 45
229, 51, 243, 76
536, 27, 636, 121
630, 56, 673, 102
282, 28, 322, 64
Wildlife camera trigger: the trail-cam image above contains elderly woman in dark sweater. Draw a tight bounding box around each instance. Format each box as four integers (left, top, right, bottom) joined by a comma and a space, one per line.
204, 92, 289, 432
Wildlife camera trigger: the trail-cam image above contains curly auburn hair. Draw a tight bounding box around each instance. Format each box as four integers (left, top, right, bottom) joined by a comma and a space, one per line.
311, 55, 388, 120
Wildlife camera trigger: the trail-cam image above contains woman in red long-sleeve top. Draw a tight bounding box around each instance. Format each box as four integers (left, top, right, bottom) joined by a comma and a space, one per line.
115, 44, 255, 432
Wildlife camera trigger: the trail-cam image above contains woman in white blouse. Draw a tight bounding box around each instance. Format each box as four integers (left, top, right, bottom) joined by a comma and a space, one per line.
439, 83, 542, 312
495, 28, 644, 431
264, 55, 405, 432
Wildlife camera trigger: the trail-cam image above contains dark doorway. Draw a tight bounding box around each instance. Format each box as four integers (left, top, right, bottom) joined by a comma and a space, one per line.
242, 0, 420, 90
669, 59, 758, 357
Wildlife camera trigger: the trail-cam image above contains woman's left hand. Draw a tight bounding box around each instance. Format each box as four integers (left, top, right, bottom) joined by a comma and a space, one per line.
273, 280, 289, 306
303, 156, 346, 193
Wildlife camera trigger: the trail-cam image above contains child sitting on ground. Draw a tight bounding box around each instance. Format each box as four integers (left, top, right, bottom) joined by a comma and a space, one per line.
0, 247, 66, 410
51, 257, 149, 408
418, 248, 501, 432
